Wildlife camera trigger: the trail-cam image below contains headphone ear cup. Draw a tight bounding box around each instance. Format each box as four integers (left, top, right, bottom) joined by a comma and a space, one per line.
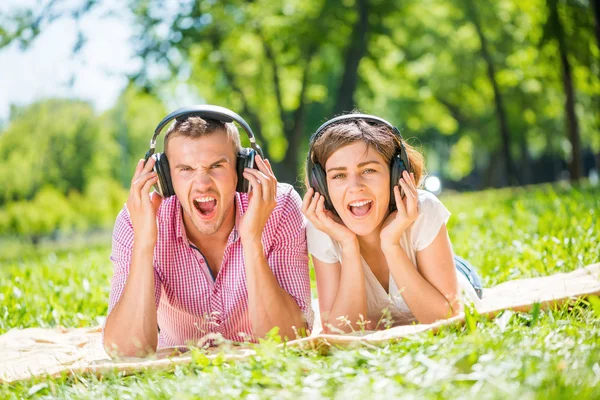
389, 153, 407, 212
310, 163, 334, 212
154, 153, 175, 197
236, 148, 256, 193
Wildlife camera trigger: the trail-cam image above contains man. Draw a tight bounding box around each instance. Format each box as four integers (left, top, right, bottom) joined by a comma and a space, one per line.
103, 112, 313, 357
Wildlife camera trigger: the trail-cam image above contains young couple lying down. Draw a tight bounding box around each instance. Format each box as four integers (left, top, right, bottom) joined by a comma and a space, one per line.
102, 105, 482, 357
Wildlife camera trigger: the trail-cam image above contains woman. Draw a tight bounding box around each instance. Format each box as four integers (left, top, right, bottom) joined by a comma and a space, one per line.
302, 113, 482, 333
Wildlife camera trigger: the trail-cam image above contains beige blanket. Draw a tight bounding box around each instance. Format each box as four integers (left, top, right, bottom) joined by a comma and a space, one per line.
1, 263, 599, 383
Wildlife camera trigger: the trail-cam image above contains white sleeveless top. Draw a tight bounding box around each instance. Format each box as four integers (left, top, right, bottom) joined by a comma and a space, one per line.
307, 190, 480, 328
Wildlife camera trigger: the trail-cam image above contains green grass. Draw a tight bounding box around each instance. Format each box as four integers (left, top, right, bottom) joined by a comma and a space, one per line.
1, 182, 599, 399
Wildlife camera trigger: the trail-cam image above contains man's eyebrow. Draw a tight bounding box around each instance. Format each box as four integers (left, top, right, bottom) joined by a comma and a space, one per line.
207, 156, 230, 167
326, 160, 382, 173
174, 156, 230, 169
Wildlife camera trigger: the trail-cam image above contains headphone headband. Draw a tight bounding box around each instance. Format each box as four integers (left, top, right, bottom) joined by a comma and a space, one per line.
149, 105, 263, 157
309, 113, 404, 147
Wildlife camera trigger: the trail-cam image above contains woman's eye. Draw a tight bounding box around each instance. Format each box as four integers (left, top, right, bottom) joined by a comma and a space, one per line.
363, 168, 375, 174
332, 173, 345, 179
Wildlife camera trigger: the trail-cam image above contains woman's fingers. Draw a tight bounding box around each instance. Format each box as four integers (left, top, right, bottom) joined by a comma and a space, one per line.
307, 192, 320, 215
315, 195, 330, 223
397, 180, 411, 214
393, 184, 406, 213
301, 188, 315, 213
400, 174, 418, 215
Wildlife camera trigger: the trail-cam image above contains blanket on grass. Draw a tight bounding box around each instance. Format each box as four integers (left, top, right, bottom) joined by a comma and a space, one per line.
1, 263, 599, 383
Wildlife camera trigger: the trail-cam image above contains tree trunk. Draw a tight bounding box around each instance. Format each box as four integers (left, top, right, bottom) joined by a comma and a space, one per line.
333, 0, 369, 115
465, 0, 517, 186
548, 0, 583, 182
520, 130, 531, 185
590, 0, 600, 172
278, 57, 314, 188
591, 0, 600, 51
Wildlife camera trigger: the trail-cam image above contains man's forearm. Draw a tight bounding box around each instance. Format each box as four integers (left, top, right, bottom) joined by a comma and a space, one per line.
104, 240, 158, 357
243, 239, 307, 340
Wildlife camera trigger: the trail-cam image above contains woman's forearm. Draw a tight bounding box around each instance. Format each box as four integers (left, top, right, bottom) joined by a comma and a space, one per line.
324, 241, 368, 333
383, 244, 460, 324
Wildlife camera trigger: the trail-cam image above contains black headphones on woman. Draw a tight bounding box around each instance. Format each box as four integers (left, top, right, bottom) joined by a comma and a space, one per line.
306, 113, 411, 213
144, 105, 264, 197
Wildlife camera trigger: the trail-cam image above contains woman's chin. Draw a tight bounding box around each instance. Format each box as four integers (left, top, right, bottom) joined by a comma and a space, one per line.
335, 205, 387, 238
342, 218, 379, 237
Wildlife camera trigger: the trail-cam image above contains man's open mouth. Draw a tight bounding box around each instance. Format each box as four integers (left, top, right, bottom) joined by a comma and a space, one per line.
347, 199, 373, 217
193, 196, 217, 217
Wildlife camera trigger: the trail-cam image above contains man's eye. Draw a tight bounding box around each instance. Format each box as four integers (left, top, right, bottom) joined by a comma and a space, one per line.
181, 167, 192, 172
211, 164, 222, 169
363, 168, 375, 174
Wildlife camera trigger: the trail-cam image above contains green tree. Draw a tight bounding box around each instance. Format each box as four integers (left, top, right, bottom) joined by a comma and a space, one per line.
0, 99, 117, 203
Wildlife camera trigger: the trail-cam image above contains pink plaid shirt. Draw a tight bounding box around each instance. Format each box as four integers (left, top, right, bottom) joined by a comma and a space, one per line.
107, 183, 313, 347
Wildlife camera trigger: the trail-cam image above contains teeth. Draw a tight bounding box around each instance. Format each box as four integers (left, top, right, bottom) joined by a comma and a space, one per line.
349, 200, 372, 207
194, 197, 216, 203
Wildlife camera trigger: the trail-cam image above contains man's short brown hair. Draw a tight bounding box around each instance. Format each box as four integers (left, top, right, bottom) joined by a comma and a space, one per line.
164, 116, 242, 156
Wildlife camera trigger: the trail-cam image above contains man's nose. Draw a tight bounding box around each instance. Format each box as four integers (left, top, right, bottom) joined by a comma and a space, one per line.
193, 171, 213, 189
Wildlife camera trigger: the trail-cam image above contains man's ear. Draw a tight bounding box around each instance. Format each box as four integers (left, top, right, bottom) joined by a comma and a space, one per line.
151, 191, 164, 213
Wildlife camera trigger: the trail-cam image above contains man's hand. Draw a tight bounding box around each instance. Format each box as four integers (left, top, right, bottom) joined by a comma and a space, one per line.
239, 155, 277, 243
126, 157, 163, 246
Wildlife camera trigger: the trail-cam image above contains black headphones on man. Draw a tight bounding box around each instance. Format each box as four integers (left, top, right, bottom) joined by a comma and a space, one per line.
144, 105, 263, 197
306, 113, 411, 213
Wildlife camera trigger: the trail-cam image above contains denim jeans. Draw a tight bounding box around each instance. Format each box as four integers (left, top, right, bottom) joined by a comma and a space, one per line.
454, 255, 484, 299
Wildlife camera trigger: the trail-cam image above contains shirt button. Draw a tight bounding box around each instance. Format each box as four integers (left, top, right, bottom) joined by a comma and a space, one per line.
200, 259, 204, 263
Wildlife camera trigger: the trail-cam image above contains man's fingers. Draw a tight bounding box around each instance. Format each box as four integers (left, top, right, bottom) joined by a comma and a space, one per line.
263, 157, 275, 176
132, 159, 146, 183
256, 155, 276, 180
245, 168, 273, 201
142, 173, 158, 191
141, 174, 158, 200
243, 170, 263, 201
132, 172, 158, 204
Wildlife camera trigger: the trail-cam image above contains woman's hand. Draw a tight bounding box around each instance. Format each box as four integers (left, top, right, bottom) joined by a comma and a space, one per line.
302, 188, 357, 248
380, 170, 419, 248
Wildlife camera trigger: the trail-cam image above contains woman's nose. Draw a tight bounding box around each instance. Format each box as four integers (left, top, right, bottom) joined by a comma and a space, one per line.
347, 174, 365, 192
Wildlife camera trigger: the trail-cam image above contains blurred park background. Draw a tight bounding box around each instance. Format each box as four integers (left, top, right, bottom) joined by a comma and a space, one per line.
0, 0, 599, 246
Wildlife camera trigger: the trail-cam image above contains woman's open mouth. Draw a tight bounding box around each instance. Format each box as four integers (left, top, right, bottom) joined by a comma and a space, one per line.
347, 199, 373, 218
193, 196, 218, 219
